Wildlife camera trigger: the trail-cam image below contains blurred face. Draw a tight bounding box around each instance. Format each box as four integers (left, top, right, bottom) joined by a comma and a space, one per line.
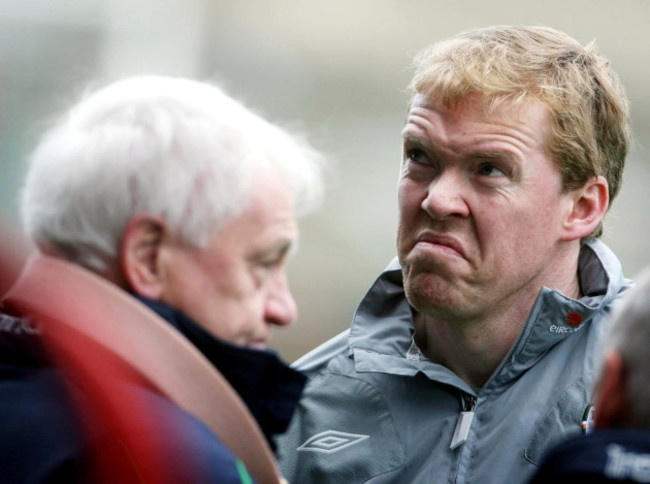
397, 94, 575, 322
158, 168, 298, 349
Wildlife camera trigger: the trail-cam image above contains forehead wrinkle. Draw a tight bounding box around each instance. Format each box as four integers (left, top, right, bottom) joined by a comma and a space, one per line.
403, 118, 465, 164
406, 96, 549, 163
412, 91, 549, 130
401, 131, 431, 148
403, 113, 450, 153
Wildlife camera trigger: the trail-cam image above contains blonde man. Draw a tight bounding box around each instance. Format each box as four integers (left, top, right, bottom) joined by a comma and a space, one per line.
278, 26, 631, 484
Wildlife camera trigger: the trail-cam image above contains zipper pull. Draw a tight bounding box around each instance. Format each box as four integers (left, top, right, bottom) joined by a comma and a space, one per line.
450, 394, 476, 450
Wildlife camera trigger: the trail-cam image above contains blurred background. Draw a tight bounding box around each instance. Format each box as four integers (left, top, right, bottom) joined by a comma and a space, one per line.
1, 0, 649, 361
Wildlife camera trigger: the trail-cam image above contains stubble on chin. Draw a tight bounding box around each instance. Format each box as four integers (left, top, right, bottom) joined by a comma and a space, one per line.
401, 260, 476, 322
402, 264, 445, 316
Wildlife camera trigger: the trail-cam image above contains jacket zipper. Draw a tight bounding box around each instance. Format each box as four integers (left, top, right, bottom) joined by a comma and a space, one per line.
450, 393, 476, 450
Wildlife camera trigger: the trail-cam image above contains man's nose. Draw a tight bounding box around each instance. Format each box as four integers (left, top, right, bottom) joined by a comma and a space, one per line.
264, 278, 298, 327
421, 170, 470, 219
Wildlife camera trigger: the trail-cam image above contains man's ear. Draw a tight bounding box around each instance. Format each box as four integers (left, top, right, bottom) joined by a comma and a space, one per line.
562, 176, 609, 241
561, 175, 609, 242
120, 215, 167, 299
594, 350, 628, 428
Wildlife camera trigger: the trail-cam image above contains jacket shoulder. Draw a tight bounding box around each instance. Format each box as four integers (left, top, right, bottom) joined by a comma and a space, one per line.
292, 329, 350, 375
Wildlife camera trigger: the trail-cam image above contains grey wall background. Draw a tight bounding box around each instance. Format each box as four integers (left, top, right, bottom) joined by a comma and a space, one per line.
1, 0, 649, 362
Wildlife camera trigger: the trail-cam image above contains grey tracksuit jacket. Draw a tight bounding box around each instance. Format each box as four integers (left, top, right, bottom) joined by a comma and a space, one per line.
277, 240, 630, 483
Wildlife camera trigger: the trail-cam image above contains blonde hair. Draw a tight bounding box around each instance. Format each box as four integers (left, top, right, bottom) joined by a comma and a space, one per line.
410, 26, 630, 239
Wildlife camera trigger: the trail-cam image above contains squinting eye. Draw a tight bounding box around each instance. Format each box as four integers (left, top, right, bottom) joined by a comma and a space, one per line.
477, 163, 506, 177
406, 148, 428, 165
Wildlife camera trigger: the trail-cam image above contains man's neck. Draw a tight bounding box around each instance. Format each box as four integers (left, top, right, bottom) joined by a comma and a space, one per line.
413, 267, 582, 388
414, 308, 525, 388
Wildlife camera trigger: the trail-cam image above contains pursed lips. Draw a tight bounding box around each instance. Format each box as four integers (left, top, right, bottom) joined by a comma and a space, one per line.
414, 231, 466, 259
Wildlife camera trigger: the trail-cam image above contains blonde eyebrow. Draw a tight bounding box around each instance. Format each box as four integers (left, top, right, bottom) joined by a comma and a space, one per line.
401, 132, 435, 152
467, 151, 507, 160
464, 150, 519, 165
402, 131, 425, 144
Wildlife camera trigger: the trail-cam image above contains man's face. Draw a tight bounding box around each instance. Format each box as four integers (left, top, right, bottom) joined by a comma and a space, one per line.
158, 168, 299, 349
397, 94, 575, 322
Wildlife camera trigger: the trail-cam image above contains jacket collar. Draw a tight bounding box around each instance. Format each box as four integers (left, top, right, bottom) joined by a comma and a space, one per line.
135, 296, 306, 450
348, 240, 628, 394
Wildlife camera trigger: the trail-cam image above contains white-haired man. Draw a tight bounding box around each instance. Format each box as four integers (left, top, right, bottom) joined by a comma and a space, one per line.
278, 25, 632, 483
0, 76, 324, 483
530, 270, 650, 483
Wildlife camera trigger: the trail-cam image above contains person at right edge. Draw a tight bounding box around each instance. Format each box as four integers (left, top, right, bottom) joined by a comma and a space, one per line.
530, 268, 650, 483
277, 25, 633, 483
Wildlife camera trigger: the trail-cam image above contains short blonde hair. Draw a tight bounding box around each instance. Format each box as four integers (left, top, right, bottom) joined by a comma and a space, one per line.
410, 26, 630, 239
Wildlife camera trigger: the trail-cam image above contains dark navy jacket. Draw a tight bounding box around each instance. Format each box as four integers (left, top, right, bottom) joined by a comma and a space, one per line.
0, 297, 306, 483
530, 428, 650, 483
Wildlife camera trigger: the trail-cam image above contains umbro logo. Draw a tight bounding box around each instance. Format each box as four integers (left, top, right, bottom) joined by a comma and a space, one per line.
297, 430, 369, 454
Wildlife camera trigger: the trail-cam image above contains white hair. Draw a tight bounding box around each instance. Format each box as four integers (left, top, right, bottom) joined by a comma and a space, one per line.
21, 76, 325, 272
605, 269, 650, 427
